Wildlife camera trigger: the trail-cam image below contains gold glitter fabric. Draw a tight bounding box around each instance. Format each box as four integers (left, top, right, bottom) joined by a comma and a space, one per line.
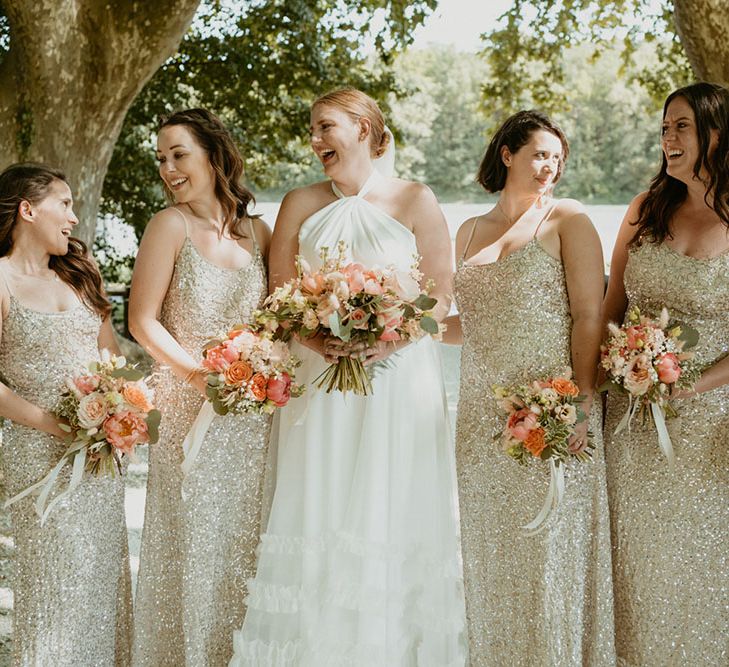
454, 239, 616, 666
0, 296, 132, 666
132, 233, 270, 667
604, 242, 729, 666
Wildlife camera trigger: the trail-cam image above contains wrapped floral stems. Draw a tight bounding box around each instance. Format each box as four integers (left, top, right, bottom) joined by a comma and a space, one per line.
5, 352, 159, 523
600, 307, 700, 471
257, 240, 444, 396
493, 372, 591, 533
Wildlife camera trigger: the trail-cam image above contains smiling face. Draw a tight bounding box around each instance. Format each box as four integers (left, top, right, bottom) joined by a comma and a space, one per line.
502, 129, 564, 196
156, 124, 216, 203
309, 103, 371, 178
20, 179, 78, 256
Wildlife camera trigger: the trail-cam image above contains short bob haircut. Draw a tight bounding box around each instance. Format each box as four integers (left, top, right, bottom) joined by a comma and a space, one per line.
477, 110, 569, 193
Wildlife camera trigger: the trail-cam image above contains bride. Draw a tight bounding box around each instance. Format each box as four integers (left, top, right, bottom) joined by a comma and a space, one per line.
230, 88, 466, 665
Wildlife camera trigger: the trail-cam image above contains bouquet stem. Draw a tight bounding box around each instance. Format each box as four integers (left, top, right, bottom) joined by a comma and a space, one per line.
315, 356, 373, 395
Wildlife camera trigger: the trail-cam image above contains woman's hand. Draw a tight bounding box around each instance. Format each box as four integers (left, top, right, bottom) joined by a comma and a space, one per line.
322, 338, 403, 366
568, 408, 591, 454
187, 369, 209, 398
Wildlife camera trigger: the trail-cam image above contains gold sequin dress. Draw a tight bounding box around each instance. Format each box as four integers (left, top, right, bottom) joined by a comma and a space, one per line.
454, 238, 616, 666
132, 218, 270, 667
0, 295, 132, 666
605, 242, 729, 666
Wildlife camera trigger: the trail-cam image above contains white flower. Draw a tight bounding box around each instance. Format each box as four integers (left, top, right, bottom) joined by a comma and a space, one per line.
77, 392, 109, 429
555, 404, 577, 425
540, 388, 559, 406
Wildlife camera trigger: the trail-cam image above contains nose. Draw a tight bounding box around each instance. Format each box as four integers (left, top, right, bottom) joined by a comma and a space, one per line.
69, 210, 79, 226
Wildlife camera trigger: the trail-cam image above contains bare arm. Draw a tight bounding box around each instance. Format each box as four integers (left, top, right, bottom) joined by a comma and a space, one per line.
98, 317, 122, 356
128, 210, 207, 395
441, 216, 478, 346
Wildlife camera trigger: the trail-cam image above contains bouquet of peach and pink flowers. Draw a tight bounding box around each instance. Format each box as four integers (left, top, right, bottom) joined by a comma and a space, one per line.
5, 351, 160, 522
257, 241, 443, 395
600, 306, 699, 468
493, 372, 591, 532
201, 324, 303, 415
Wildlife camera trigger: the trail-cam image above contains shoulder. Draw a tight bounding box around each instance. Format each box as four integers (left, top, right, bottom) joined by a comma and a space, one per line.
389, 178, 437, 205
251, 217, 272, 254
552, 198, 587, 219
143, 206, 188, 237
278, 182, 334, 225
455, 215, 481, 242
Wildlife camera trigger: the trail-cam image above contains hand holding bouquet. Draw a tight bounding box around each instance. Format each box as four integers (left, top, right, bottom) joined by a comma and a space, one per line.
6, 351, 160, 522
259, 241, 443, 395
493, 372, 591, 532
600, 306, 699, 468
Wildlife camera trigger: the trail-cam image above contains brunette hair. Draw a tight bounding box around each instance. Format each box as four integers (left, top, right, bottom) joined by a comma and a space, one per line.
158, 108, 258, 239
630, 81, 729, 246
0, 163, 111, 318
477, 110, 569, 193
313, 88, 390, 159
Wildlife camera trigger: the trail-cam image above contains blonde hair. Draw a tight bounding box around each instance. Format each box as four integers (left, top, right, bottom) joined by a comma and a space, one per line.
313, 88, 390, 158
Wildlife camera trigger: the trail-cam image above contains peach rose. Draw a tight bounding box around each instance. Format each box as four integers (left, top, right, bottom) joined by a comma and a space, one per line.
104, 410, 148, 455
302, 273, 326, 296
656, 352, 681, 384
349, 308, 370, 330
122, 381, 154, 413
380, 327, 401, 342
524, 428, 546, 457
202, 346, 229, 373
624, 354, 652, 395
78, 392, 109, 429
224, 360, 253, 387
384, 270, 420, 301
73, 374, 101, 396
506, 408, 538, 442
552, 378, 580, 397
266, 373, 292, 407
343, 263, 366, 292
363, 276, 385, 296
249, 373, 267, 401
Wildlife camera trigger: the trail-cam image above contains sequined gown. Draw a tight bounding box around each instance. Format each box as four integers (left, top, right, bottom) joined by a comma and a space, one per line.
454, 238, 615, 666
230, 171, 466, 666
604, 242, 729, 666
0, 296, 132, 666
132, 217, 270, 667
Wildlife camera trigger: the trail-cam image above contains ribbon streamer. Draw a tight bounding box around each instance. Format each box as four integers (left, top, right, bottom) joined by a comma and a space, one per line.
180, 401, 217, 482
523, 459, 565, 534
650, 401, 675, 472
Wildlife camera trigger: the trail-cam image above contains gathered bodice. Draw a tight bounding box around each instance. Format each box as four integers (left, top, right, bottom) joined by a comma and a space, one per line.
454, 239, 572, 386
0, 298, 100, 411
298, 171, 417, 271
160, 235, 267, 358
624, 242, 729, 367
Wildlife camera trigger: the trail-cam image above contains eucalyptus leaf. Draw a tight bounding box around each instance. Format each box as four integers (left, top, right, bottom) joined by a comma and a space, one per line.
419, 316, 439, 335
328, 312, 342, 339
111, 366, 143, 381
677, 323, 700, 349
413, 294, 437, 311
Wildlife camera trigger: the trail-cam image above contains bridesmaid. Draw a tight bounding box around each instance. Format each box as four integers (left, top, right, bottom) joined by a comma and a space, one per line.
129, 109, 271, 666
603, 82, 729, 665
0, 163, 132, 665
446, 111, 615, 665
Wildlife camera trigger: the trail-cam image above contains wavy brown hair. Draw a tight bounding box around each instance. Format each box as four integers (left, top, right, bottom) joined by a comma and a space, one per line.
0, 163, 111, 318
630, 82, 729, 246
158, 108, 258, 239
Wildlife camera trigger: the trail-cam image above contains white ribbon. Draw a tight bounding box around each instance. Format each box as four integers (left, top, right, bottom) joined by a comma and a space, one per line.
523, 459, 565, 534
614, 393, 641, 434
180, 401, 217, 481
650, 402, 675, 471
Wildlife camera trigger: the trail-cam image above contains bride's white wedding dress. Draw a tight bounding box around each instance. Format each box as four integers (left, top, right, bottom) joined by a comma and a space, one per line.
230, 170, 466, 666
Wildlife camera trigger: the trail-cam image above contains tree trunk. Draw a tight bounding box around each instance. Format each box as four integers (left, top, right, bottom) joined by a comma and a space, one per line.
0, 0, 201, 244
673, 0, 729, 87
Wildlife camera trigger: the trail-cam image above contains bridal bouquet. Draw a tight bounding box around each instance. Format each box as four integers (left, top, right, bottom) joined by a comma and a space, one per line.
201, 324, 303, 415
5, 351, 160, 522
257, 240, 443, 395
493, 372, 590, 532
600, 306, 699, 469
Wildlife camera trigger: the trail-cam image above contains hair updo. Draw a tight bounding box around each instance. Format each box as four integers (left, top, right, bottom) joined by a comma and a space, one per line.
313, 88, 390, 158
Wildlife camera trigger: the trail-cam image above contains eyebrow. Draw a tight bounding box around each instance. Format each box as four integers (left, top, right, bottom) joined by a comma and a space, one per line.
156, 144, 188, 153
663, 116, 691, 123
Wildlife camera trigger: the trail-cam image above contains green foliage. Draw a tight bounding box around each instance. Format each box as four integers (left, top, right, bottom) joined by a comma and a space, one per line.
101, 0, 437, 236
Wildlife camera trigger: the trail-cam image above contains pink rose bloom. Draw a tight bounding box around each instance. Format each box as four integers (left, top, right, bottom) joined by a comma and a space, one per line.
221, 340, 240, 364
626, 326, 645, 351
343, 263, 366, 293
202, 346, 229, 372
380, 327, 401, 342
104, 410, 149, 455
384, 270, 420, 301
656, 352, 681, 384
349, 308, 370, 330
302, 273, 325, 296
266, 373, 292, 407
363, 277, 385, 296
506, 408, 538, 442
73, 374, 101, 396
77, 392, 109, 429
624, 354, 652, 396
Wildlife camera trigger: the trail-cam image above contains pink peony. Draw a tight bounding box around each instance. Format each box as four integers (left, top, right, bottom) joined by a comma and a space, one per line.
202, 346, 230, 373
73, 374, 101, 396
625, 326, 645, 351
77, 392, 109, 429
506, 408, 538, 442
266, 373, 292, 407
656, 353, 681, 384
104, 410, 148, 455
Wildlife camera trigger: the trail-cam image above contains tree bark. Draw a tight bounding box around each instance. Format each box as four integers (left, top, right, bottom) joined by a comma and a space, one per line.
0, 0, 201, 244
673, 0, 729, 87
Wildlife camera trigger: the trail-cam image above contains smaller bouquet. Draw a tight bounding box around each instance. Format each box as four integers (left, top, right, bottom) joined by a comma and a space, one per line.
258, 241, 443, 395
6, 351, 160, 523
201, 324, 303, 416
600, 306, 700, 469
493, 372, 590, 532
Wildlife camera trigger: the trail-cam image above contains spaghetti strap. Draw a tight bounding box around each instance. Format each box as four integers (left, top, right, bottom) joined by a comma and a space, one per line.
247, 218, 260, 255
171, 206, 191, 237
0, 264, 12, 298
532, 200, 559, 239
461, 216, 480, 262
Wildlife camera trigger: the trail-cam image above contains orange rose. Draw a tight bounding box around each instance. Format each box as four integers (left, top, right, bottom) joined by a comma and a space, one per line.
524, 428, 546, 457
122, 382, 153, 413
551, 378, 579, 397
249, 373, 267, 401
224, 360, 253, 387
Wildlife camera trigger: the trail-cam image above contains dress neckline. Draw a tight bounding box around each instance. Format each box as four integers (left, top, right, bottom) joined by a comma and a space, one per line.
330, 169, 381, 200
9, 293, 86, 316
182, 236, 260, 274
657, 241, 729, 263
460, 236, 561, 269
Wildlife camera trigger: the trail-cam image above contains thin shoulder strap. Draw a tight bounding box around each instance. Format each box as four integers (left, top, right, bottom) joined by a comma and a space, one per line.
247, 217, 260, 255
170, 206, 190, 237
461, 216, 480, 261
533, 200, 559, 239
0, 263, 12, 298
